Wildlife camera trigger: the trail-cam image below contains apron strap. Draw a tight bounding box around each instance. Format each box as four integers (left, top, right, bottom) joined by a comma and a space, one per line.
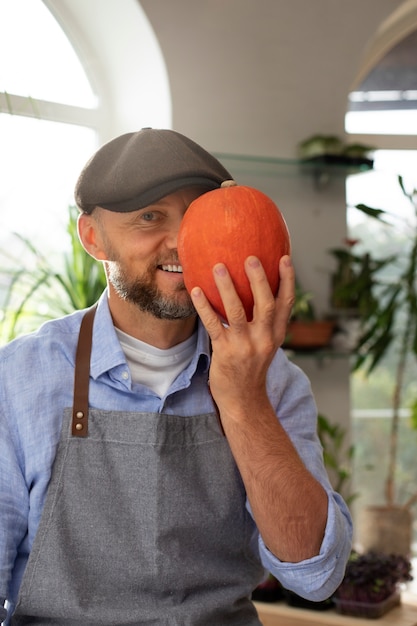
71, 304, 97, 437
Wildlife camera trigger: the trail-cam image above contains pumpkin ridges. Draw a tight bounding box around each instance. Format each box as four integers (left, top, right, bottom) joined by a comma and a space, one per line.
177, 184, 291, 321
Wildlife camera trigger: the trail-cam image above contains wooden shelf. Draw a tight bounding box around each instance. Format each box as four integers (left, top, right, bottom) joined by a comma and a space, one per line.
254, 600, 417, 626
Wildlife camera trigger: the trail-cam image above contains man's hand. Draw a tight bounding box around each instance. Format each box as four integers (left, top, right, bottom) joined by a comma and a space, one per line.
190, 254, 294, 413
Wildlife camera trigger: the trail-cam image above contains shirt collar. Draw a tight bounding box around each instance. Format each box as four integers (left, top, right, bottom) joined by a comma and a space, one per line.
89, 291, 211, 380
90, 292, 126, 379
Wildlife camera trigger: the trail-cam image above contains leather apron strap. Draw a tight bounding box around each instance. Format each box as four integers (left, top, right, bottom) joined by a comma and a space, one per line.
71, 304, 97, 437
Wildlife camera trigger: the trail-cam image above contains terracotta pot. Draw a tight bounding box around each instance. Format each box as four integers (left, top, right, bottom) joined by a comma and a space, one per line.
357, 505, 413, 557
284, 320, 335, 350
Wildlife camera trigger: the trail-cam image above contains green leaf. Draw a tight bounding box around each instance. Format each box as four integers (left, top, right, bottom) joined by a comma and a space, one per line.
0, 205, 107, 342
409, 399, 417, 430
354, 203, 389, 222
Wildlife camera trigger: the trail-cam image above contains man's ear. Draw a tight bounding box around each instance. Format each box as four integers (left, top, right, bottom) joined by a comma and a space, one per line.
77, 213, 107, 261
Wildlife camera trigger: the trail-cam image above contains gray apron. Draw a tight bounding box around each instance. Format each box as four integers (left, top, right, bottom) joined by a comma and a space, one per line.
12, 307, 264, 625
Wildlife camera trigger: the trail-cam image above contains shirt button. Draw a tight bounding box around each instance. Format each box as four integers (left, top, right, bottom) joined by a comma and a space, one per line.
122, 371, 129, 380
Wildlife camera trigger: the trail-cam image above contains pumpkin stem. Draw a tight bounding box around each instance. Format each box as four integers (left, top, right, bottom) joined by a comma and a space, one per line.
220, 179, 237, 188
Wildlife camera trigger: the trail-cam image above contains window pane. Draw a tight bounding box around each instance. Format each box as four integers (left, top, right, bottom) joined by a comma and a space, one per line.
0, 114, 97, 255
347, 151, 417, 225
346, 110, 417, 135
345, 30, 417, 135
346, 151, 417, 412
0, 0, 97, 107
346, 152, 417, 553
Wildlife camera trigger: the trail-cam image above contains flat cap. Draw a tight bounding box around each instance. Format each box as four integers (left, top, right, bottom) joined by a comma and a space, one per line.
74, 127, 232, 213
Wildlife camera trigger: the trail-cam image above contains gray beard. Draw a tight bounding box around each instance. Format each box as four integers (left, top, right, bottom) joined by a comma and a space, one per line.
107, 263, 196, 320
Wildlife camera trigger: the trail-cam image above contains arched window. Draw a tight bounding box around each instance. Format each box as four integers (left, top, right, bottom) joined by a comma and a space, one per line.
0, 0, 96, 107
0, 0, 171, 259
0, 0, 99, 254
346, 29, 417, 135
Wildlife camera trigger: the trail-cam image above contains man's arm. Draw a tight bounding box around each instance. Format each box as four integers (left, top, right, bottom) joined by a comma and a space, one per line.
191, 255, 328, 563
0, 399, 29, 623
216, 397, 327, 562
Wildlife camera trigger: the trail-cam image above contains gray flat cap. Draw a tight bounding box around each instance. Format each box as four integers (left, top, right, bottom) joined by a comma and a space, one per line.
74, 127, 232, 213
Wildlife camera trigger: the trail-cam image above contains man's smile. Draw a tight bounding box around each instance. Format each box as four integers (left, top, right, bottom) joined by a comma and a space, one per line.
160, 264, 183, 273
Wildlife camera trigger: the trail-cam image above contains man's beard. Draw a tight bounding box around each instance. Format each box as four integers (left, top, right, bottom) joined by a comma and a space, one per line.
106, 261, 196, 320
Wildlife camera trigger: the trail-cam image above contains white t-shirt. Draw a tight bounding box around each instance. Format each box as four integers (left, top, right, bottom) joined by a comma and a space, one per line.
115, 328, 197, 397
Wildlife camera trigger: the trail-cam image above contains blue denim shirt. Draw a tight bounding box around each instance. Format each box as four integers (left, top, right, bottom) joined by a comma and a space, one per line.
0, 292, 352, 623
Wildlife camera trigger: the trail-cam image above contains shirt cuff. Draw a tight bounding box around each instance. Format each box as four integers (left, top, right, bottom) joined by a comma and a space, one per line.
257, 493, 353, 602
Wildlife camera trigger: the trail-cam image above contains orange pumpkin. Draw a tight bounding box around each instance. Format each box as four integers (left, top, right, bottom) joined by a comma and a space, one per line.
177, 180, 291, 321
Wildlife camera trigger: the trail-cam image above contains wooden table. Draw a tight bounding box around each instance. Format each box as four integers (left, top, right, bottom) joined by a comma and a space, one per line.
254, 600, 417, 626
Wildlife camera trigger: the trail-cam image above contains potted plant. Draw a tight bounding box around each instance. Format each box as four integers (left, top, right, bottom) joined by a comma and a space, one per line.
328, 238, 390, 317
342, 176, 417, 556
0, 205, 106, 343
333, 551, 413, 618
328, 238, 394, 351
298, 134, 374, 168
284, 282, 336, 351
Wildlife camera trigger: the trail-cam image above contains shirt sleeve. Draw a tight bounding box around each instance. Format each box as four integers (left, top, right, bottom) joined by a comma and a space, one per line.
0, 388, 30, 611
257, 492, 352, 601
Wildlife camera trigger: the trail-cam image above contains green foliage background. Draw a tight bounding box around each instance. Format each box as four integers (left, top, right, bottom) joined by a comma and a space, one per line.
0, 205, 106, 343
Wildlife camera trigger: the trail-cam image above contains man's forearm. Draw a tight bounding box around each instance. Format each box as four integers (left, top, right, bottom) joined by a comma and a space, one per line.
219, 398, 328, 563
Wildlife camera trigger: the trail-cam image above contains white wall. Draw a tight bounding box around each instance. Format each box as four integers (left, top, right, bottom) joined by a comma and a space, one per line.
139, 0, 405, 156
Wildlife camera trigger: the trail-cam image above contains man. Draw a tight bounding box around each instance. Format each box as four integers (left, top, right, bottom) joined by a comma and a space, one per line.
0, 128, 352, 625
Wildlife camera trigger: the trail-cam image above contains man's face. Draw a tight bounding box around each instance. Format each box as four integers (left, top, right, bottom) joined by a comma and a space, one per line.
91, 187, 206, 319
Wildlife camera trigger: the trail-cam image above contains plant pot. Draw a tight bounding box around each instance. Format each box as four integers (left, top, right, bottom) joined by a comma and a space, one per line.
334, 590, 400, 619
357, 505, 413, 557
284, 320, 335, 350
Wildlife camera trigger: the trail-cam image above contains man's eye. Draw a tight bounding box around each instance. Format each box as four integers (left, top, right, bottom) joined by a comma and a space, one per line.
141, 212, 156, 221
